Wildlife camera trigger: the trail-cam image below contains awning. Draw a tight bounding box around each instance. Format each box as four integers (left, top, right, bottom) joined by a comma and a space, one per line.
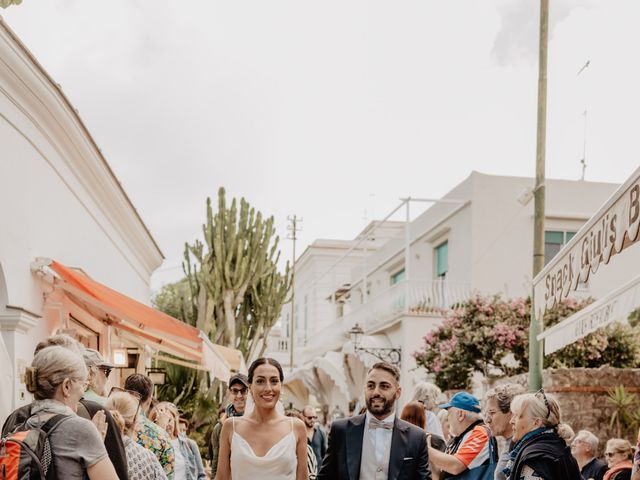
207, 340, 247, 375
201, 332, 232, 382
313, 351, 350, 401
48, 260, 203, 362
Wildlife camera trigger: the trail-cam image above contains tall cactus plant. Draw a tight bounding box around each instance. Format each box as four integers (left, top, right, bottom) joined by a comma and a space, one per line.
183, 187, 291, 361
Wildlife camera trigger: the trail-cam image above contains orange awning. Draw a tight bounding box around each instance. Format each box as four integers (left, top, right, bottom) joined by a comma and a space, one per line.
49, 260, 202, 362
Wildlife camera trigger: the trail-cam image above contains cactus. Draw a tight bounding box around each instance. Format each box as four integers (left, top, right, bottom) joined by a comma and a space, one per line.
182, 187, 291, 361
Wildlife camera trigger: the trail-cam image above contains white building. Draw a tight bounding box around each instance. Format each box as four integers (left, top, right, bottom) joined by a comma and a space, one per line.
0, 18, 231, 423
275, 171, 640, 410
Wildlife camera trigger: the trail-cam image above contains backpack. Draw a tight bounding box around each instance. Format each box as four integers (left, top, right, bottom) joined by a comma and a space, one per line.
0, 414, 69, 480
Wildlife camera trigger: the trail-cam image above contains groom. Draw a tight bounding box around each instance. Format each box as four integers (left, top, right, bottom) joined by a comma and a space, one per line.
318, 362, 431, 480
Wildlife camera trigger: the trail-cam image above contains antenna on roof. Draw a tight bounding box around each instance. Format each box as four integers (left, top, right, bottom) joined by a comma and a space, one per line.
577, 60, 590, 181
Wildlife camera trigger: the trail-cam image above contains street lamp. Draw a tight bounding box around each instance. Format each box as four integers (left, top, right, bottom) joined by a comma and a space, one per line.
347, 323, 402, 367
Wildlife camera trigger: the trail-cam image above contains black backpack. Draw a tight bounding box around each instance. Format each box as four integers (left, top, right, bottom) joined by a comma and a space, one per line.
0, 414, 70, 480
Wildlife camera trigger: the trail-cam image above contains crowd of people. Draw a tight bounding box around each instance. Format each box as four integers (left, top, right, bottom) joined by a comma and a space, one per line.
1, 333, 640, 480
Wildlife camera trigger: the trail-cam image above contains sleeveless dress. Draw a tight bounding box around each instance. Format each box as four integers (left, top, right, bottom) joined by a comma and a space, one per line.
230, 416, 297, 480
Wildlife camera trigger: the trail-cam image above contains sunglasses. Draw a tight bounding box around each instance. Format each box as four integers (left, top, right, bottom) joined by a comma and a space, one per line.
108, 386, 142, 400
605, 452, 619, 458
229, 387, 248, 396
534, 388, 551, 419
109, 386, 142, 418
99, 366, 112, 378
305, 415, 318, 420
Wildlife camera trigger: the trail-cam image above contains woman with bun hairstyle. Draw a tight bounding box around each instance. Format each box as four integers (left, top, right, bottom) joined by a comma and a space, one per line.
23, 346, 118, 480
504, 390, 580, 480
216, 357, 308, 480
104, 391, 167, 479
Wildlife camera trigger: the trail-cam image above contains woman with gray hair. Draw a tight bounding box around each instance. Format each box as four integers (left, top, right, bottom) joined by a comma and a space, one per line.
22, 345, 119, 480
504, 391, 580, 479
411, 381, 444, 437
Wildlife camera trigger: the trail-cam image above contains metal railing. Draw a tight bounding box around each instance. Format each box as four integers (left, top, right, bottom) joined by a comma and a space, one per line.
341, 279, 471, 331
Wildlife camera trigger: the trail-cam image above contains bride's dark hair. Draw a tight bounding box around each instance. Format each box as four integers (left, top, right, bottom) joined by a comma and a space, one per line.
248, 357, 284, 383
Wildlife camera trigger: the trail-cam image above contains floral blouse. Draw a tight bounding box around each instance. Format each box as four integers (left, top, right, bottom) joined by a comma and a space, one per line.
124, 436, 168, 480
134, 415, 175, 479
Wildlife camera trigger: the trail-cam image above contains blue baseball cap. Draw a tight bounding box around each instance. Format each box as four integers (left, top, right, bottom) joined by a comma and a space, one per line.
438, 391, 481, 413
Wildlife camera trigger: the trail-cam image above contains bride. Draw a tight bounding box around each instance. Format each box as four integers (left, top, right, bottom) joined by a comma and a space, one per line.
216, 357, 308, 480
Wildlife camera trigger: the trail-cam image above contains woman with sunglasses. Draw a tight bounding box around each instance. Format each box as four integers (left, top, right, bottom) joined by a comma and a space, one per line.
503, 391, 580, 480
105, 391, 167, 479
603, 439, 634, 480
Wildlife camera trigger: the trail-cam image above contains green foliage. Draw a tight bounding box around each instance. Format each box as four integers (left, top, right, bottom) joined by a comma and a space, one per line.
183, 187, 291, 361
606, 385, 639, 438
0, 0, 22, 8
413, 295, 640, 391
152, 278, 194, 325
155, 362, 220, 458
628, 307, 640, 328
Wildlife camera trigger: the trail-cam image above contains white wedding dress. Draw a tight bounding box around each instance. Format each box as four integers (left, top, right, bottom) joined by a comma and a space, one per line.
230, 416, 297, 480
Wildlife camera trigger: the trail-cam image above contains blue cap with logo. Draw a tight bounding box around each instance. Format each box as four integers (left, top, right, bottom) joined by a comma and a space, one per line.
438, 391, 481, 413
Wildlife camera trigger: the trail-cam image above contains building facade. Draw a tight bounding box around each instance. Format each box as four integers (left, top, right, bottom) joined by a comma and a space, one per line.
274, 171, 640, 410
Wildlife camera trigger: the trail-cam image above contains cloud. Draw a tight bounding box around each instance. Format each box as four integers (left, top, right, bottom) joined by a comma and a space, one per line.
492, 0, 594, 66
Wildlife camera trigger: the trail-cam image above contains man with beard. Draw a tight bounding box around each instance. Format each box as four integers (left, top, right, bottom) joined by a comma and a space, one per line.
318, 362, 431, 480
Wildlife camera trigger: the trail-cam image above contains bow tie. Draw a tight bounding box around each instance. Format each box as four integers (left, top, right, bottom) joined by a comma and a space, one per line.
369, 418, 393, 430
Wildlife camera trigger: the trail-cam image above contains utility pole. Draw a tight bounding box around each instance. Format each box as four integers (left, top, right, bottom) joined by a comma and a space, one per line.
287, 215, 302, 370
529, 0, 549, 392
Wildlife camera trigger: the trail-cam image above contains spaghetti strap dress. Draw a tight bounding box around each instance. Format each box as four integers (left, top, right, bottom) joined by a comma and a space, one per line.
230, 416, 297, 480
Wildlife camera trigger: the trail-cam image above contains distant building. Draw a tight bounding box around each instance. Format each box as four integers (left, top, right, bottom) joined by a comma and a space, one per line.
271, 171, 640, 409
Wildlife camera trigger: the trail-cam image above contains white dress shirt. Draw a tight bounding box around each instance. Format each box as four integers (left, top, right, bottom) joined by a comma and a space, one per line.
364, 411, 395, 474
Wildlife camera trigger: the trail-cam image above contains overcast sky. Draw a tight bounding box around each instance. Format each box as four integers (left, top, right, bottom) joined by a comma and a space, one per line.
3, 1, 640, 291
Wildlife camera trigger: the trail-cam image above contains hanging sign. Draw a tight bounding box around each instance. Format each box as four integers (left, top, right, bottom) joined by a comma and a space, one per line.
533, 167, 640, 319
538, 272, 640, 354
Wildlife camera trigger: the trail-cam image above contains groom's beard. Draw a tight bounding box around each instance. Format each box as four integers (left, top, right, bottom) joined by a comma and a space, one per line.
366, 395, 395, 417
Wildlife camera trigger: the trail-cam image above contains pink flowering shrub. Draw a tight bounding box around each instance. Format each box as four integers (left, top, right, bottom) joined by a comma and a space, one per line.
413, 295, 640, 390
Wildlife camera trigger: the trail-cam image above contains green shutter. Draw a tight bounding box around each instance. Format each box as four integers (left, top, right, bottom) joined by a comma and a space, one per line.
436, 241, 448, 277
391, 268, 406, 285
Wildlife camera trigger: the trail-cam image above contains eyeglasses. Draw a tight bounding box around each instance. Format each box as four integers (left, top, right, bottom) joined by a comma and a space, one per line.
229, 387, 248, 397
534, 388, 551, 419
99, 366, 112, 378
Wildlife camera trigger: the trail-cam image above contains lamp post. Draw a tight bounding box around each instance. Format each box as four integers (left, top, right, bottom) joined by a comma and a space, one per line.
348, 323, 402, 367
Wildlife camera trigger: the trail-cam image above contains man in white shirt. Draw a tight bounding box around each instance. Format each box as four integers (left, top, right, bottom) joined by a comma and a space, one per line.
318, 361, 431, 480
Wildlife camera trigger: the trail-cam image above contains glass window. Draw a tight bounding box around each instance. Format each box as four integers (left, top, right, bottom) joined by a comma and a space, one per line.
390, 268, 406, 285
435, 241, 448, 278
544, 230, 577, 265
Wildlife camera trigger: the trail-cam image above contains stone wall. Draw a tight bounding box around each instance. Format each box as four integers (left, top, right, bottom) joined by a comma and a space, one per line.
494, 367, 640, 448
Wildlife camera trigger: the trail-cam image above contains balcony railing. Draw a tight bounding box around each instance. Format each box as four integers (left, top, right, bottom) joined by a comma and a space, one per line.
341, 279, 472, 332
